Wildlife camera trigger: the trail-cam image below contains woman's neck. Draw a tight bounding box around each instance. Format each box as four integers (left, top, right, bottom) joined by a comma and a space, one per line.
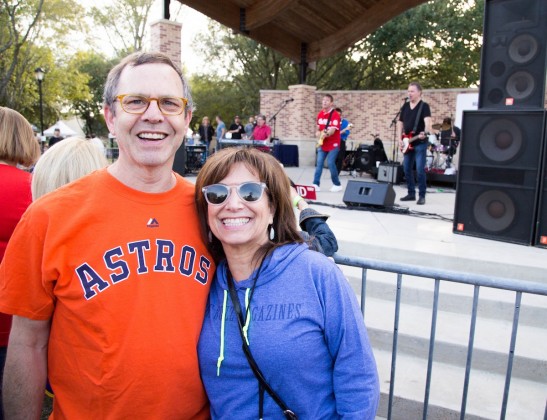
225, 247, 261, 282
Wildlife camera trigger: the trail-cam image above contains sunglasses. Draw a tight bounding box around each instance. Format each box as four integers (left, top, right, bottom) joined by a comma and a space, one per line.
202, 182, 268, 205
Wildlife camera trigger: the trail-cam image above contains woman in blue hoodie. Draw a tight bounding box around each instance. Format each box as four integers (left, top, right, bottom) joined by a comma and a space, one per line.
195, 148, 379, 419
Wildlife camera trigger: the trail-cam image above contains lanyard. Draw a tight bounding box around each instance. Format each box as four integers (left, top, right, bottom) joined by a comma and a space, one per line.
226, 263, 298, 420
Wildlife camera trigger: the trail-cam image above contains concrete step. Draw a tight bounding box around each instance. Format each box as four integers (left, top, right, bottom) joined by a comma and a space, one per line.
335, 265, 547, 418
341, 265, 547, 328
373, 349, 546, 420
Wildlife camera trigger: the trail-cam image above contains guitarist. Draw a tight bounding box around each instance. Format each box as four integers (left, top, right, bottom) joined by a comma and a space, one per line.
397, 82, 433, 205
312, 94, 342, 192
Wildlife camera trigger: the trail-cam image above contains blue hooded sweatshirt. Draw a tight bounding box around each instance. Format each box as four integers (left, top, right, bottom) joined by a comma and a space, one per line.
198, 243, 379, 419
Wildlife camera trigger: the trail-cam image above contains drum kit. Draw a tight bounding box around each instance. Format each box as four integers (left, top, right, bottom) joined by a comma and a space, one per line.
427, 122, 457, 172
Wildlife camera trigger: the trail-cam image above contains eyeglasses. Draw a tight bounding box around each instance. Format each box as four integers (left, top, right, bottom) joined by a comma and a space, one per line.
116, 94, 188, 115
202, 182, 268, 205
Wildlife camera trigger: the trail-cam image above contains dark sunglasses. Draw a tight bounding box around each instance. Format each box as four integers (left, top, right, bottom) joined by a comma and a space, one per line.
202, 182, 268, 205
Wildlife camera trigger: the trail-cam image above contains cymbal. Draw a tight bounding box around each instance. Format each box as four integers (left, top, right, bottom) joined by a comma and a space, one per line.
432, 123, 443, 130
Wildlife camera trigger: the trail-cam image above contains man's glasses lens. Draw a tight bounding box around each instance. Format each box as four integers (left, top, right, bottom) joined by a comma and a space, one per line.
117, 95, 186, 115
202, 182, 266, 205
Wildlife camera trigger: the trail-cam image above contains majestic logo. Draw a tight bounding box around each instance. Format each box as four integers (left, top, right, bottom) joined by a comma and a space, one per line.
147, 218, 159, 228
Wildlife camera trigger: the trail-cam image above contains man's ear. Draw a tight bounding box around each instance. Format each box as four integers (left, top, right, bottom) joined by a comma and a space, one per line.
104, 105, 116, 137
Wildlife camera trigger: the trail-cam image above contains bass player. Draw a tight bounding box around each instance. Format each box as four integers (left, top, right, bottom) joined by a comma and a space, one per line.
312, 94, 342, 192
397, 82, 433, 205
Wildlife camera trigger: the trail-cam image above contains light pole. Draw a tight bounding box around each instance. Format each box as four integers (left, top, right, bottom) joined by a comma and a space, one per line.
34, 67, 45, 152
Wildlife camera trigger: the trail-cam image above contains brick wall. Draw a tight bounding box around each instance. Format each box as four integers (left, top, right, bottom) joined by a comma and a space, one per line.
150, 19, 182, 66
260, 87, 481, 165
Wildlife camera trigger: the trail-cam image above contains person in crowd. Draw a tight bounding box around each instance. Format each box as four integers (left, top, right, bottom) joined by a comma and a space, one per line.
290, 184, 338, 257
0, 107, 41, 416
244, 116, 255, 139
227, 115, 245, 140
0, 51, 213, 419
48, 127, 64, 148
250, 114, 272, 152
215, 114, 226, 150
198, 116, 215, 157
335, 107, 352, 174
397, 81, 433, 205
31, 137, 108, 200
312, 94, 343, 192
195, 147, 379, 419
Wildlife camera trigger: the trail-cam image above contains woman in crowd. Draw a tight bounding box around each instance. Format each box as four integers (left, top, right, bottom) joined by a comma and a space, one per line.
0, 106, 41, 413
195, 147, 379, 419
32, 136, 108, 200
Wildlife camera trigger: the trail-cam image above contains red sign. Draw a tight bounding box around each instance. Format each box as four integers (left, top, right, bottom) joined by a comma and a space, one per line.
294, 184, 317, 200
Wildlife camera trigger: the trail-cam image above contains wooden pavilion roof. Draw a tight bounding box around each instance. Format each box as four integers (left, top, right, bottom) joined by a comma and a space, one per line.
178, 0, 429, 63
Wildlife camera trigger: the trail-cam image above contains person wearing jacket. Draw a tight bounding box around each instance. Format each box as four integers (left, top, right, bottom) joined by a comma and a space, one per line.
290, 185, 338, 257
195, 147, 379, 419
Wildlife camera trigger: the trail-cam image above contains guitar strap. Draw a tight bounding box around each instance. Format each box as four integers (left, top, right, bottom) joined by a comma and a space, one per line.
411, 101, 424, 135
324, 109, 335, 133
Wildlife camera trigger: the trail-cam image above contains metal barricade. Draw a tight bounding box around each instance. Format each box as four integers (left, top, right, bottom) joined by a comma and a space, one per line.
333, 254, 547, 420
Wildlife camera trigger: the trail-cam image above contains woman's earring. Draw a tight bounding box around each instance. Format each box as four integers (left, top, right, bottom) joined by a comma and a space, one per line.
269, 225, 275, 241
208, 230, 213, 243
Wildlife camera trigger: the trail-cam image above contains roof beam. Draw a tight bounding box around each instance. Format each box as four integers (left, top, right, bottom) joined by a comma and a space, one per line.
245, 0, 296, 30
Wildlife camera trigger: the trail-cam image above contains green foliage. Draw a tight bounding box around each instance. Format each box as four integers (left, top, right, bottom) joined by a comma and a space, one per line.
0, 0, 86, 129
68, 51, 118, 136
189, 74, 249, 132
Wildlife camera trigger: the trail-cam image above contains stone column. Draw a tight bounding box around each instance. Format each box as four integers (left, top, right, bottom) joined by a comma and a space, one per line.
150, 19, 182, 66
286, 84, 317, 166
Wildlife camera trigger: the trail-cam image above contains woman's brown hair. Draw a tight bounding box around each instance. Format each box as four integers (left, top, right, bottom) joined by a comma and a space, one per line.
195, 148, 303, 264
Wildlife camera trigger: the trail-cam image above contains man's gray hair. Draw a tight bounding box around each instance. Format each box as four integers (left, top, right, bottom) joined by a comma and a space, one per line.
103, 51, 194, 115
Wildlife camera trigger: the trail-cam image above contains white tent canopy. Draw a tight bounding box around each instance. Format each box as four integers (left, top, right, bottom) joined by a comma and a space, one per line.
44, 119, 85, 137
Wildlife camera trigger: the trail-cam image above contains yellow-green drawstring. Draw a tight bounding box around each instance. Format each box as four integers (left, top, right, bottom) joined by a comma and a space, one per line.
242, 288, 251, 345
216, 290, 228, 376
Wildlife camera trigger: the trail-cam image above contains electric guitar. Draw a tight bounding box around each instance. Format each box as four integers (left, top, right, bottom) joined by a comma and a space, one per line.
400, 131, 428, 154
317, 130, 327, 148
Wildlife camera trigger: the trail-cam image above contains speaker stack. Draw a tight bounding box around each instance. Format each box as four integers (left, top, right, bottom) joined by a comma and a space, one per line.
453, 0, 547, 245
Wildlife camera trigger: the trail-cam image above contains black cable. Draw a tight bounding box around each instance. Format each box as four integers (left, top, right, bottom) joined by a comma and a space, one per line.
306, 200, 453, 222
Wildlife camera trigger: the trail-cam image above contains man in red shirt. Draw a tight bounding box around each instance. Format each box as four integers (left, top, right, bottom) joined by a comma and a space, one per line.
312, 94, 342, 192
251, 114, 271, 152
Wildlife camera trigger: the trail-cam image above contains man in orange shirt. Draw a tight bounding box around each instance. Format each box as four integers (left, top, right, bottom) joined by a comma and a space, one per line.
0, 52, 214, 418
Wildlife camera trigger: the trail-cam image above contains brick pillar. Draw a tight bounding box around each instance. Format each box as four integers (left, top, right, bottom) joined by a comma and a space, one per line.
150, 19, 182, 66
287, 84, 317, 165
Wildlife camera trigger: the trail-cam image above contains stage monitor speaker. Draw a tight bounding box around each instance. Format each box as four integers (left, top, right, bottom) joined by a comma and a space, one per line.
454, 110, 546, 245
534, 113, 547, 247
478, 0, 547, 109
377, 162, 403, 184
343, 180, 395, 208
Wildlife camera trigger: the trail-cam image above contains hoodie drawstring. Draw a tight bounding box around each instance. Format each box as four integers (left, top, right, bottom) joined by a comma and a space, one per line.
217, 290, 228, 376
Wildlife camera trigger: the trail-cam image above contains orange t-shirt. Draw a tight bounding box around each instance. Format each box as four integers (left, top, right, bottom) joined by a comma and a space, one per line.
0, 169, 214, 419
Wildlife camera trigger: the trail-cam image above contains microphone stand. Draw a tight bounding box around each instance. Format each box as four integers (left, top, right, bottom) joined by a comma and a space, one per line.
268, 100, 291, 140
388, 101, 406, 184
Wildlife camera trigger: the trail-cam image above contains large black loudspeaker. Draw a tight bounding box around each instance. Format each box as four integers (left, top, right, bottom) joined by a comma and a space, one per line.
454, 110, 546, 244
534, 115, 547, 247
343, 180, 395, 208
355, 145, 375, 172
479, 0, 547, 109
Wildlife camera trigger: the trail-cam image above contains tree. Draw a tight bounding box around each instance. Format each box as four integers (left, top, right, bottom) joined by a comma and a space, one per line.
89, 0, 155, 57
0, 0, 86, 126
68, 51, 117, 136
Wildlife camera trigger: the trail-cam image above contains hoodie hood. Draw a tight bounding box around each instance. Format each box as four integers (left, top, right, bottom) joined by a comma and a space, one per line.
215, 242, 308, 291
